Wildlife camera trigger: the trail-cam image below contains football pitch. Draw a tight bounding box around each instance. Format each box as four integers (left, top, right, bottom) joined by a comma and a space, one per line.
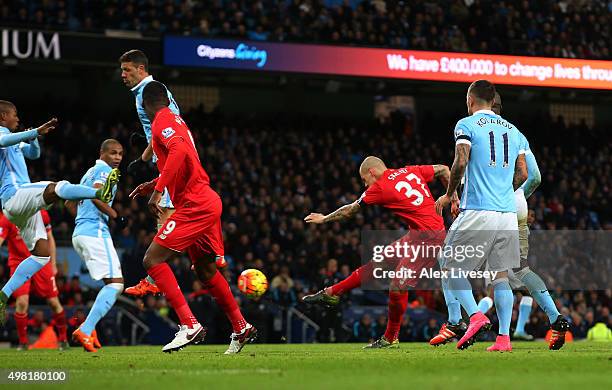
0, 342, 610, 389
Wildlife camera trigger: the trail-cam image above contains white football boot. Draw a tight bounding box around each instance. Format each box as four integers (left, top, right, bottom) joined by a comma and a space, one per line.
162, 323, 206, 353
224, 323, 258, 355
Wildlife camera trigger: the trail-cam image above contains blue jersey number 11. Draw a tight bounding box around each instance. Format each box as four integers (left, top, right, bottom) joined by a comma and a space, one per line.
488, 131, 509, 168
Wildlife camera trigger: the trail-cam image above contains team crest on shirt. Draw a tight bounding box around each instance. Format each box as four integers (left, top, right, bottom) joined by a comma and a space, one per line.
162, 127, 175, 139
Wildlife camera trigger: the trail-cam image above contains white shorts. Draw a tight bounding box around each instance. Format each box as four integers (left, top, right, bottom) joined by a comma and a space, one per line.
158, 187, 174, 208
440, 209, 520, 273
2, 182, 51, 250
72, 235, 122, 280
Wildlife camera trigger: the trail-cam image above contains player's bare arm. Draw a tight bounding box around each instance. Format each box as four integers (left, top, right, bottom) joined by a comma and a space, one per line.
141, 142, 154, 162
129, 179, 157, 199
513, 154, 528, 191
35, 117, 58, 135
435, 144, 470, 215
304, 201, 360, 224
64, 200, 77, 216
147, 190, 163, 217
434, 164, 460, 217
91, 183, 118, 219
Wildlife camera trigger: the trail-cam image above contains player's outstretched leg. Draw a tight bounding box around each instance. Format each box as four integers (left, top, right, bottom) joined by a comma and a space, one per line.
364, 290, 407, 349
430, 274, 467, 346
303, 262, 376, 308
513, 296, 534, 340
143, 242, 205, 353
193, 258, 256, 354
47, 169, 120, 204
487, 277, 513, 352
0, 254, 49, 325
448, 276, 491, 350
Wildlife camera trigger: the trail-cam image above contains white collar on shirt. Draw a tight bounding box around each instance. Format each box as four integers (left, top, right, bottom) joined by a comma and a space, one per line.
131, 75, 154, 92
472, 109, 496, 116
95, 159, 111, 168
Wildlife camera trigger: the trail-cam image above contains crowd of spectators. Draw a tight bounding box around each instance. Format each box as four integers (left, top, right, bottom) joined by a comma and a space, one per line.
1, 0, 611, 59
0, 101, 610, 344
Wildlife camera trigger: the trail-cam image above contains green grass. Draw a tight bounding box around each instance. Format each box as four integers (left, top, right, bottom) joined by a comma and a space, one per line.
0, 342, 610, 389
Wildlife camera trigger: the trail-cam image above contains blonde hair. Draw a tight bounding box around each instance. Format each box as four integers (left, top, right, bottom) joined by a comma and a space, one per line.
359, 156, 386, 175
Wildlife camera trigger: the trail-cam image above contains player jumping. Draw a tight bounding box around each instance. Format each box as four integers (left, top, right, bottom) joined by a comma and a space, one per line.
435, 80, 528, 352
67, 139, 128, 352
303, 156, 456, 348
0, 210, 68, 350
119, 49, 225, 297
129, 81, 256, 353
0, 101, 119, 324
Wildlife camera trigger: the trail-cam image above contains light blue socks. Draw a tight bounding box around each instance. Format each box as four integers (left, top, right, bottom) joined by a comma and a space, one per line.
441, 276, 462, 324
519, 270, 560, 323
493, 278, 513, 335
515, 296, 533, 334
80, 283, 123, 336
1, 256, 49, 297
448, 276, 479, 316
54, 180, 98, 200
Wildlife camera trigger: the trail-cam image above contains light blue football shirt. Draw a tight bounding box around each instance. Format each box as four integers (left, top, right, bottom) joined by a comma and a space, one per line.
454, 110, 527, 212
73, 160, 117, 238
131, 75, 180, 143
0, 126, 39, 204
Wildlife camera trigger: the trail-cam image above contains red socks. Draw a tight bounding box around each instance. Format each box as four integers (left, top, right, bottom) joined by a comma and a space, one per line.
329, 263, 375, 296
148, 263, 198, 328
14, 312, 28, 345
205, 270, 246, 333
52, 310, 68, 342
384, 291, 409, 342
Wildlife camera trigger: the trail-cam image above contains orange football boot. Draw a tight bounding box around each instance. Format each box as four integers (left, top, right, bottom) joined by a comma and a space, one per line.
91, 329, 102, 349
72, 328, 98, 352
124, 278, 161, 297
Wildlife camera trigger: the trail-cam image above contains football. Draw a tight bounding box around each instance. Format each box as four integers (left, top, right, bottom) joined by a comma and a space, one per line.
237, 269, 268, 298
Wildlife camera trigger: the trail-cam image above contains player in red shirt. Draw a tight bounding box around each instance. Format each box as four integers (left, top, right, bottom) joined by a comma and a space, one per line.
303, 156, 462, 348
129, 81, 255, 354
0, 210, 68, 350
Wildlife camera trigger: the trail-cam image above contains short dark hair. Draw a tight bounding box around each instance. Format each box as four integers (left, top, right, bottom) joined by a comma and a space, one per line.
142, 81, 169, 108
0, 100, 16, 115
118, 49, 149, 72
100, 138, 122, 152
468, 80, 496, 103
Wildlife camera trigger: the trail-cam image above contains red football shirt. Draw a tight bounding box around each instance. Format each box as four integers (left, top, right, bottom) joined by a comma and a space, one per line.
358, 165, 444, 231
0, 210, 51, 267
151, 107, 211, 209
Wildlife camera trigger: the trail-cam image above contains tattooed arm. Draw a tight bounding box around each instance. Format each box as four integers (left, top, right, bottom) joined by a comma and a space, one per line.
513, 153, 528, 191
304, 201, 361, 224
435, 144, 470, 215
433, 164, 450, 188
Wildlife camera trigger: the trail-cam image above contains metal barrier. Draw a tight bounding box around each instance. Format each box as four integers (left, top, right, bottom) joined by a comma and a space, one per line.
286, 307, 320, 343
